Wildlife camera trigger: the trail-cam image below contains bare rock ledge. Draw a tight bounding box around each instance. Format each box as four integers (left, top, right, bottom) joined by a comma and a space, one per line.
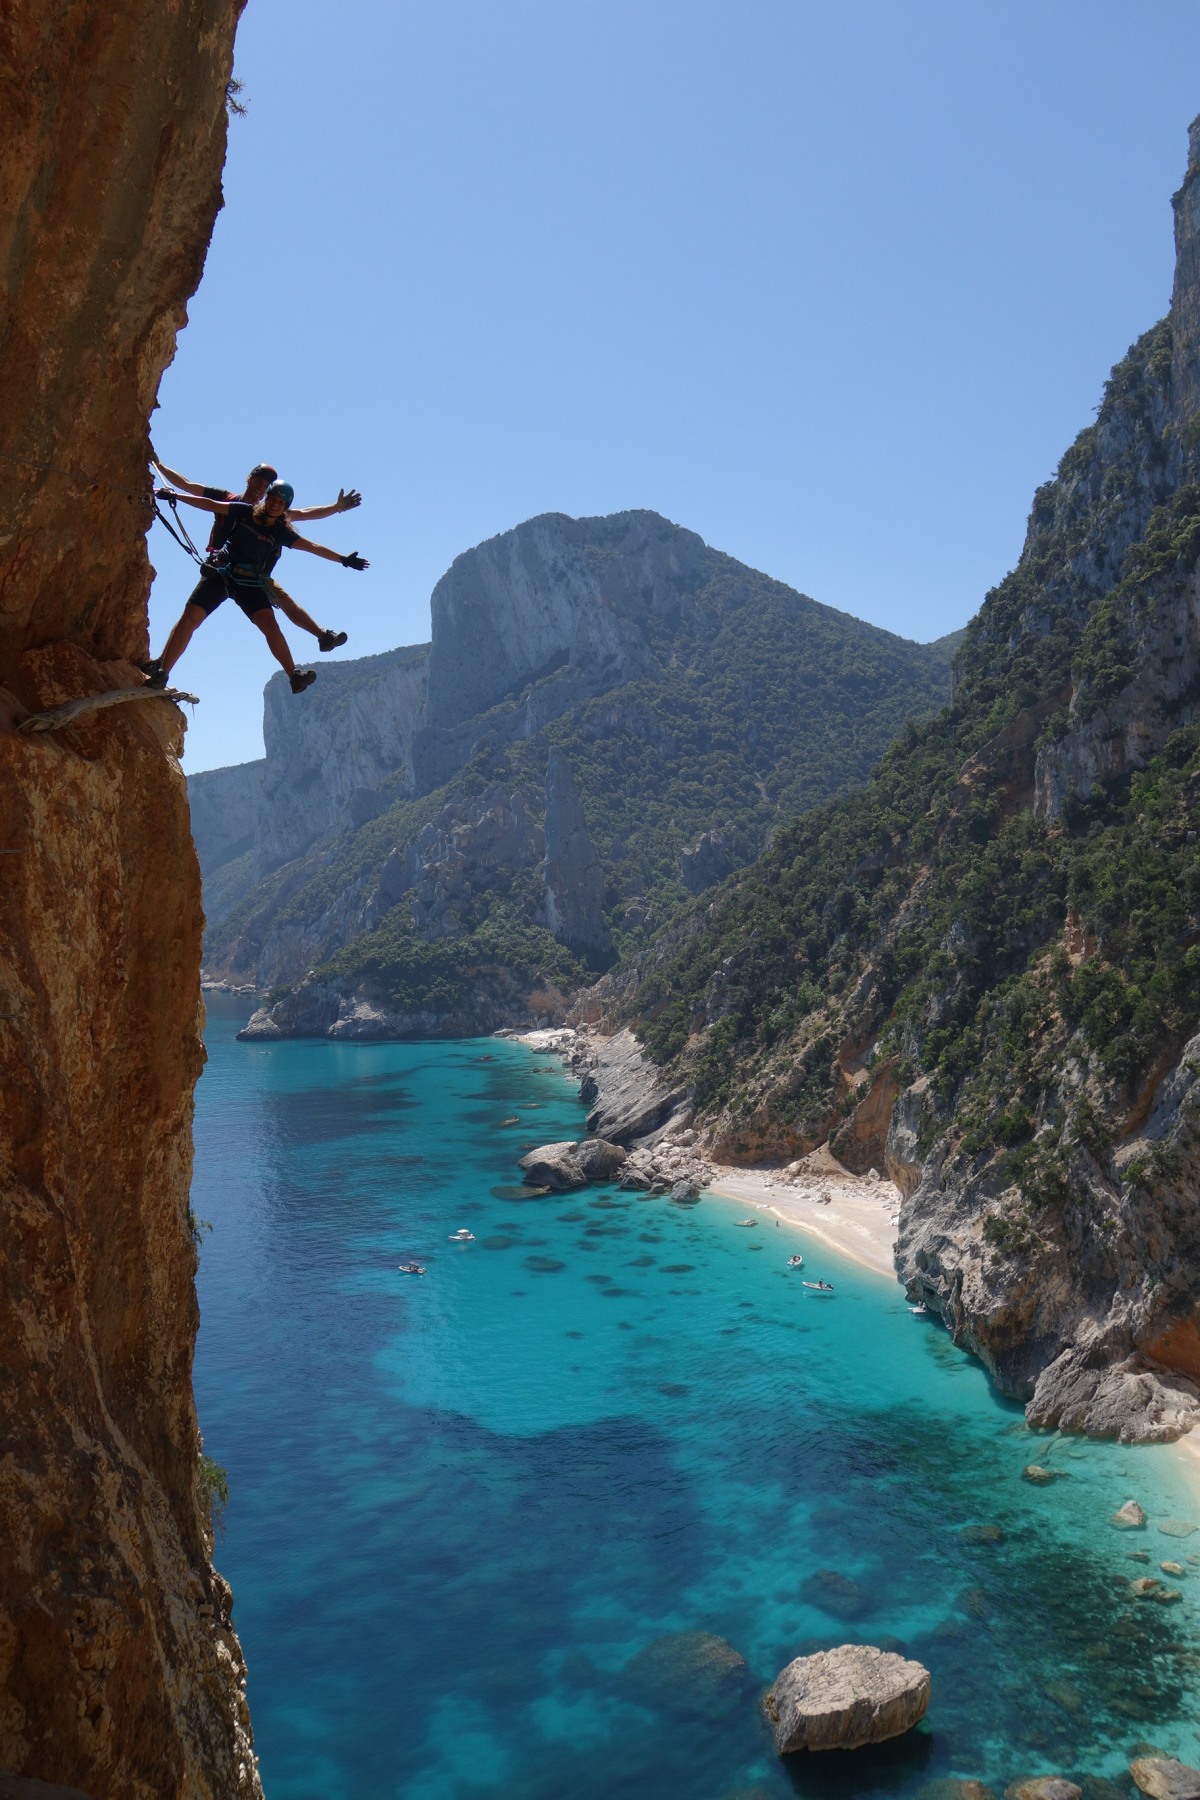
764, 1644, 931, 1754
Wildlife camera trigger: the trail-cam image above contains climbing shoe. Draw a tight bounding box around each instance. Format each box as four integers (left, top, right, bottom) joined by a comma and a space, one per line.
317, 629, 347, 653
142, 659, 168, 689
290, 669, 317, 695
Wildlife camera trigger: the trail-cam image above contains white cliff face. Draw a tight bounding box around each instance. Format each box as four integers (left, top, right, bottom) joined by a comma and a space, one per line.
186, 759, 264, 878
256, 644, 428, 873
421, 510, 708, 737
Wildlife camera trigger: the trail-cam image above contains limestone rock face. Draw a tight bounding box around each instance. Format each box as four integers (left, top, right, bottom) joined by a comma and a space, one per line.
541, 750, 612, 959
420, 510, 703, 744
255, 645, 429, 875
680, 828, 740, 895
764, 1644, 931, 1754
187, 758, 265, 879
582, 1029, 690, 1146
0, 4, 263, 1796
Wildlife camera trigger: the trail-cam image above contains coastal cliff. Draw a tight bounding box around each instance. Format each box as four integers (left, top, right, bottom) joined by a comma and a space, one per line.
614, 118, 1200, 1444
0, 5, 262, 1796
197, 512, 958, 1035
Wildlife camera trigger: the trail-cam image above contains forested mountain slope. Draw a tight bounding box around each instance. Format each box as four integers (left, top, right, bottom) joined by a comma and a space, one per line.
196, 512, 957, 1033
610, 119, 1200, 1442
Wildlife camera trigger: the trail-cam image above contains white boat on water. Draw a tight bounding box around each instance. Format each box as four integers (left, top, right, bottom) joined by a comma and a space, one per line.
449, 1229, 475, 1242
733, 1218, 757, 1228
802, 1280, 835, 1294
786, 1254, 805, 1268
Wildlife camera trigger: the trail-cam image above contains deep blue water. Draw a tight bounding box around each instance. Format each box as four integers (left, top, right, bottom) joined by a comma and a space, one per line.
194, 995, 1200, 1798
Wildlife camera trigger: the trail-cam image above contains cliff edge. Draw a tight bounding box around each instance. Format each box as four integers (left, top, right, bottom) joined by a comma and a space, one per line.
0, 5, 263, 1796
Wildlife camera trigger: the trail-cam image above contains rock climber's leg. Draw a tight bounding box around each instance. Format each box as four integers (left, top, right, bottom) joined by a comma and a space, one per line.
267, 579, 321, 640
247, 603, 297, 677
267, 578, 347, 653
149, 572, 227, 680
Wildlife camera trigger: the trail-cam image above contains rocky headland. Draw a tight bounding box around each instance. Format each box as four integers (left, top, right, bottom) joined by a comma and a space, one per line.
0, 4, 262, 1795
596, 118, 1200, 1446
194, 510, 959, 1027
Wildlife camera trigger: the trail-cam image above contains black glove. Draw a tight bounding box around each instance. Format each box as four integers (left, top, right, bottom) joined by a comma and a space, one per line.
155, 486, 173, 500
343, 552, 369, 571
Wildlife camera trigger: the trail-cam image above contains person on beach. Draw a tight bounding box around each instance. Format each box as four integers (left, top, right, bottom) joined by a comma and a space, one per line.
144, 481, 368, 693
150, 449, 360, 653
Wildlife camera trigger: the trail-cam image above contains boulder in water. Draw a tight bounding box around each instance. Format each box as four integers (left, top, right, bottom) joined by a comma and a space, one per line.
1022, 1464, 1059, 1485
622, 1629, 748, 1718
764, 1643, 930, 1753
1111, 1500, 1148, 1529
915, 1783, 997, 1800
574, 1137, 627, 1181
1130, 1760, 1200, 1800
517, 1142, 586, 1190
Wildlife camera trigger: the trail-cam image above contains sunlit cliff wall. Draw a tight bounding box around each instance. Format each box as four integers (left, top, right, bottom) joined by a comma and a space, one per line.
0, 4, 264, 1796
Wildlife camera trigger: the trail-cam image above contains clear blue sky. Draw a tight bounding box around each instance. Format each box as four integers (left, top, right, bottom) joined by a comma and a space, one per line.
149, 0, 1200, 773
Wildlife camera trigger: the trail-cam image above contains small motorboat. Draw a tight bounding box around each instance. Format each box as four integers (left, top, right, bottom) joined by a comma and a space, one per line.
733, 1218, 758, 1229
908, 1302, 928, 1315
802, 1280, 835, 1294
448, 1229, 475, 1242
499, 1116, 520, 1127
398, 1262, 427, 1276
786, 1254, 805, 1268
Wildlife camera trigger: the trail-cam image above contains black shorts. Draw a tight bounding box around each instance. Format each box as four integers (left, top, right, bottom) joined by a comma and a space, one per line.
187, 569, 272, 619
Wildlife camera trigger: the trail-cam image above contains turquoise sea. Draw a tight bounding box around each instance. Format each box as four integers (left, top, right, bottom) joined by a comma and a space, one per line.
194, 996, 1200, 1799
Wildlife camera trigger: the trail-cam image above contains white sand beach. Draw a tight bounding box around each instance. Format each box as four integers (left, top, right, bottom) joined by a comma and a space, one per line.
704, 1155, 901, 1280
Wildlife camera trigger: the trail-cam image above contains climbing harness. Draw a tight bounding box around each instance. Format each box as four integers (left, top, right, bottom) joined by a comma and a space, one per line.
152, 491, 207, 567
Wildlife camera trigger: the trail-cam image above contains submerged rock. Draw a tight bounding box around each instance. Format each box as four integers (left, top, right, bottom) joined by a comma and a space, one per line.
622, 1629, 748, 1718
1111, 1500, 1148, 1530
958, 1523, 1006, 1545
915, 1783, 997, 1800
1022, 1464, 1060, 1485
764, 1643, 930, 1754
1005, 1783, 1082, 1800
1155, 1518, 1197, 1538
1130, 1759, 1200, 1800
803, 1568, 874, 1620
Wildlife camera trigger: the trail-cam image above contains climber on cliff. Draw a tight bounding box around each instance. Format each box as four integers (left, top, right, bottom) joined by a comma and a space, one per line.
143, 482, 369, 694
149, 448, 360, 653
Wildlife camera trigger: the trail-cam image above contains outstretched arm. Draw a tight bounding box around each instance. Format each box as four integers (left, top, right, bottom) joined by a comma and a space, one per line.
290, 532, 369, 570
155, 487, 230, 515
291, 487, 362, 523
150, 453, 209, 497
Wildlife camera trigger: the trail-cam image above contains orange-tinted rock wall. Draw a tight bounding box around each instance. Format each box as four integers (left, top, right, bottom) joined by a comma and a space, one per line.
0, 5, 262, 1796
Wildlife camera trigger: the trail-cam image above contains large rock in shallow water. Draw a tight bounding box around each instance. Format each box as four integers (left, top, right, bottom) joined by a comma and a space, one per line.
1130, 1759, 1200, 1800
517, 1142, 587, 1190
574, 1137, 627, 1180
764, 1644, 930, 1753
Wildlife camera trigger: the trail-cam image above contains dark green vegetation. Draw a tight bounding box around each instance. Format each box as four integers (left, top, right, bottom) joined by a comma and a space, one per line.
208, 541, 959, 1015
622, 318, 1200, 1198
